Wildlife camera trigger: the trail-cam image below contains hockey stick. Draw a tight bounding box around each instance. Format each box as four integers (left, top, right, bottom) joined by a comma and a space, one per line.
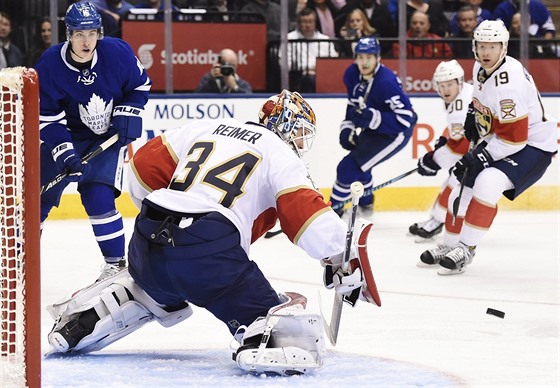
323, 181, 364, 346
331, 168, 418, 212
451, 140, 475, 225
40, 134, 119, 195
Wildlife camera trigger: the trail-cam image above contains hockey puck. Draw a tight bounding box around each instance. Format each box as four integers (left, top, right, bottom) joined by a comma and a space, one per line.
486, 308, 505, 319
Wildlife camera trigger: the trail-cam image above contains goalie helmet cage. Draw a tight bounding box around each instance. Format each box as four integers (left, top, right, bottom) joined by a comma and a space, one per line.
0, 67, 41, 388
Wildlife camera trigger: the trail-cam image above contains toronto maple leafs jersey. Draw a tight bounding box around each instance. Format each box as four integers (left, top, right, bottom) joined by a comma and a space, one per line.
433, 82, 473, 170
343, 63, 416, 136
128, 118, 347, 259
35, 37, 151, 149
471, 56, 557, 161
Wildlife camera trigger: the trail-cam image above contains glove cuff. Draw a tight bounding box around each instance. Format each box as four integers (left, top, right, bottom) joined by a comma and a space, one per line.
52, 142, 74, 161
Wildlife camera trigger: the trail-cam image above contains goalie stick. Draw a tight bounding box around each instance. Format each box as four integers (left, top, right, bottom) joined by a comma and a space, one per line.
331, 167, 418, 212
322, 182, 362, 346
40, 133, 119, 194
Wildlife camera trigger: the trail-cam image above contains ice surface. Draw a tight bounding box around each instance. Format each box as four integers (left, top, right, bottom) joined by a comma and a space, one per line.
40, 211, 559, 387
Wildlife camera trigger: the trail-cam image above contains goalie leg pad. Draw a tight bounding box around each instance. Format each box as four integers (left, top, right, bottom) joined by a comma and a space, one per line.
48, 277, 193, 354
113, 276, 193, 328
234, 292, 326, 375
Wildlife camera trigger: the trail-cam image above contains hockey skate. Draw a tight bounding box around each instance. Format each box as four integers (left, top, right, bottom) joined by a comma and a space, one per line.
437, 242, 475, 276
418, 244, 452, 268
233, 292, 325, 376
96, 258, 127, 283
409, 218, 443, 242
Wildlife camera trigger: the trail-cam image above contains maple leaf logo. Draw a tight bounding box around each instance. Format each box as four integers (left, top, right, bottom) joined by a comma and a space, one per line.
78, 94, 114, 135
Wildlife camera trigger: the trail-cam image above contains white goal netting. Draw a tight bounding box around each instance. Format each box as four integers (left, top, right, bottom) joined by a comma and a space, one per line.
0, 66, 39, 388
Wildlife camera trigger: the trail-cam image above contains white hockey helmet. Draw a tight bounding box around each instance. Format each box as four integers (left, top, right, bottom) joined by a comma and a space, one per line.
432, 60, 465, 94
258, 90, 317, 158
472, 20, 509, 63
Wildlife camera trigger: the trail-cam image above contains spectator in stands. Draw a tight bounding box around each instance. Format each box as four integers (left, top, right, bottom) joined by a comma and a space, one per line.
307, 0, 340, 39
0, 11, 24, 70
91, 0, 134, 37
289, 0, 309, 31
392, 11, 453, 58
134, 0, 181, 20
335, 0, 395, 54
338, 8, 377, 57
239, 0, 281, 42
195, 48, 252, 93
493, 0, 556, 39
396, 0, 450, 38
450, 5, 478, 59
26, 17, 52, 67
449, 0, 492, 36
287, 7, 338, 93
191, 0, 233, 22
508, 12, 556, 58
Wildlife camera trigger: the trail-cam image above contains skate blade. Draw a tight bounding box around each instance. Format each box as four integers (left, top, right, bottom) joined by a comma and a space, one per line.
416, 261, 438, 268
414, 236, 438, 244
437, 267, 465, 276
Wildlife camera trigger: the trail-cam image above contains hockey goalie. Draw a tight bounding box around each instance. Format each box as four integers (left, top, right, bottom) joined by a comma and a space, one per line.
46, 91, 381, 375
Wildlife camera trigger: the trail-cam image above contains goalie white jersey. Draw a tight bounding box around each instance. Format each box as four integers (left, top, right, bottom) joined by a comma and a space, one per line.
129, 119, 347, 259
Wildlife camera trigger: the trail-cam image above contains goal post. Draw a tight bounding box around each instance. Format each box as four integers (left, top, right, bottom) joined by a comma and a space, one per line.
0, 67, 41, 388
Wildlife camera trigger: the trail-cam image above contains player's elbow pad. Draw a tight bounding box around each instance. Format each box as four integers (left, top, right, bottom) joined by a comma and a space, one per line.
112, 105, 144, 145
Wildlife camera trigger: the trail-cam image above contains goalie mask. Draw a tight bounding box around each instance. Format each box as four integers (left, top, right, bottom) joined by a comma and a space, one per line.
65, 1, 104, 41
258, 90, 317, 158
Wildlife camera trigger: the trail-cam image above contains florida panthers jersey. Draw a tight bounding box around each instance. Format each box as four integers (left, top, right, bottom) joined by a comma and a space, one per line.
343, 63, 416, 136
128, 119, 347, 259
433, 82, 473, 170
471, 56, 557, 160
35, 37, 151, 149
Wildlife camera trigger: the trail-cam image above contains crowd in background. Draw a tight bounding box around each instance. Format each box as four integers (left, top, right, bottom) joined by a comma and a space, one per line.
0, 0, 558, 91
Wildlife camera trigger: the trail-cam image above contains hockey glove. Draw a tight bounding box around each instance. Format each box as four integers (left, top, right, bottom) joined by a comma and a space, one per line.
111, 105, 144, 146
453, 145, 493, 182
353, 107, 381, 131
322, 255, 363, 306
52, 142, 88, 182
339, 120, 359, 150
463, 104, 480, 143
417, 136, 447, 176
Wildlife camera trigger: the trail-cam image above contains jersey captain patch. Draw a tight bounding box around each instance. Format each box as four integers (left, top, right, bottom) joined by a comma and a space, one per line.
499, 99, 517, 120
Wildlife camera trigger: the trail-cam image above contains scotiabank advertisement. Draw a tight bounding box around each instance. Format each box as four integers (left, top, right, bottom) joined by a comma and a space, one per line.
316, 58, 560, 94
122, 21, 267, 91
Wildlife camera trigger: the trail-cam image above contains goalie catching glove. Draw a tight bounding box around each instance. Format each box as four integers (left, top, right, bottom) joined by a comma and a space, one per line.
322, 251, 364, 307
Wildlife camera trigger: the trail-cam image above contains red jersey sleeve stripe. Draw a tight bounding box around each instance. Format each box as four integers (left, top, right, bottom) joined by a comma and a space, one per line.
130, 135, 178, 192
276, 188, 330, 242
494, 115, 528, 145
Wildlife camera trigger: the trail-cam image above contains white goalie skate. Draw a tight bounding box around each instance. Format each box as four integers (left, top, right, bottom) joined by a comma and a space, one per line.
232, 292, 325, 376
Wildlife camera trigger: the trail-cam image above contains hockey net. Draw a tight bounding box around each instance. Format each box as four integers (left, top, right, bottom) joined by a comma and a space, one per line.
0, 67, 41, 388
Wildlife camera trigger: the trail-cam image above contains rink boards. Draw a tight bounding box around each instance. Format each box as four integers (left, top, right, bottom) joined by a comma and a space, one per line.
51, 95, 559, 219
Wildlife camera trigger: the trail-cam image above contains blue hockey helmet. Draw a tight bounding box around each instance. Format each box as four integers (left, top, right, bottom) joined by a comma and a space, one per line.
354, 37, 381, 56
65, 2, 103, 37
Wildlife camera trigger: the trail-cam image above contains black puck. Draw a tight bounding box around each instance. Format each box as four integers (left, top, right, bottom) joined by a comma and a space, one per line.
486, 308, 505, 319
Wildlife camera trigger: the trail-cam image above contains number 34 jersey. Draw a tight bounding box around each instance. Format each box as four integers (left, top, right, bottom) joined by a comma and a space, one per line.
128, 118, 346, 259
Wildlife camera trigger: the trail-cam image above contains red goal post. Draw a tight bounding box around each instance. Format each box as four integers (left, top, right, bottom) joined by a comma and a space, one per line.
0, 67, 41, 388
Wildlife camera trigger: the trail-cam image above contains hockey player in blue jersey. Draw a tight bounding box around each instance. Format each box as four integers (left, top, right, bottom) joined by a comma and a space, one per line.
36, 2, 151, 281
330, 37, 417, 217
